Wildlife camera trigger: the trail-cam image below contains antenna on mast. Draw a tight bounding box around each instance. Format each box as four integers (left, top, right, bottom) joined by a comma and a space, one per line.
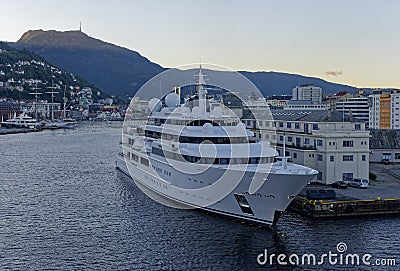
79, 21, 82, 32
29, 84, 42, 120
195, 64, 207, 115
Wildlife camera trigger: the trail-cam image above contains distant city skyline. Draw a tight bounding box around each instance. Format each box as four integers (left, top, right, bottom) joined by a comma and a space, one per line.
1, 0, 400, 89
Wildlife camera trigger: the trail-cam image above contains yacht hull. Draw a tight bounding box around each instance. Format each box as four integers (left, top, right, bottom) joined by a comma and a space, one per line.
116, 155, 315, 226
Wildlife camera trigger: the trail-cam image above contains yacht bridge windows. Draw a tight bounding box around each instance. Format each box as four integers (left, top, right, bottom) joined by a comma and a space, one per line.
151, 146, 274, 165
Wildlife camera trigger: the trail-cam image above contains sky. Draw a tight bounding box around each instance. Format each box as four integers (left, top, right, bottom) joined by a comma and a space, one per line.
1, 0, 400, 88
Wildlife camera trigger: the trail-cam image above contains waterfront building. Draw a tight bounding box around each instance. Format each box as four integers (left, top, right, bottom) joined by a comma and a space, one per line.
336, 97, 369, 124
266, 95, 291, 108
0, 100, 20, 121
20, 102, 61, 120
324, 91, 353, 109
368, 89, 400, 129
242, 109, 370, 184
369, 129, 400, 163
284, 100, 330, 110
292, 84, 322, 104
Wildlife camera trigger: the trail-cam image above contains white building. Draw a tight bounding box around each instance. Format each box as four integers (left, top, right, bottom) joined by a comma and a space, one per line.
266, 95, 292, 108
336, 97, 369, 124
242, 109, 370, 185
368, 89, 400, 129
369, 130, 400, 163
292, 85, 322, 103
284, 100, 330, 110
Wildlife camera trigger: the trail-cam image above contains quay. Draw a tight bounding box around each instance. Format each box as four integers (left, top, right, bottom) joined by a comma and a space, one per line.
0, 127, 41, 135
289, 163, 400, 218
289, 195, 400, 218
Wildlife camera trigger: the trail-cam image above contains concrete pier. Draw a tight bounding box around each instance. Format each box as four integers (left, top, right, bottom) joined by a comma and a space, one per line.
289, 163, 400, 218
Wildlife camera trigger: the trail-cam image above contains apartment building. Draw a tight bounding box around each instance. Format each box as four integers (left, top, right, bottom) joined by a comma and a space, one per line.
292, 85, 322, 104
242, 109, 370, 184
369, 89, 400, 129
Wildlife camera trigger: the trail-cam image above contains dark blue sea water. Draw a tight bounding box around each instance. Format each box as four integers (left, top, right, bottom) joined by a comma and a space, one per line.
1, 122, 399, 270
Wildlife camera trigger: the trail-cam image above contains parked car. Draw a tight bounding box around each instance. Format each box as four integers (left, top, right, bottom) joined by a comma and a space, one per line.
331, 181, 348, 189
381, 159, 390, 165
349, 178, 369, 189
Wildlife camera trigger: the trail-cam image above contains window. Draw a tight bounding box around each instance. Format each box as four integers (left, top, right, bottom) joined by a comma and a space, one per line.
330, 156, 334, 162
396, 153, 400, 160
152, 147, 165, 157
355, 124, 361, 130
343, 140, 354, 147
295, 123, 300, 129
383, 153, 392, 160
362, 155, 366, 161
140, 157, 149, 166
265, 121, 269, 127
279, 122, 283, 128
293, 152, 297, 159
342, 173, 353, 182
304, 138, 310, 144
220, 158, 230, 165
317, 140, 323, 146
296, 137, 301, 146
279, 135, 284, 141
317, 154, 323, 161
317, 172, 322, 180
304, 123, 309, 133
265, 134, 269, 139
343, 155, 354, 161
312, 123, 319, 130
287, 122, 292, 128
288, 136, 293, 142
249, 157, 260, 164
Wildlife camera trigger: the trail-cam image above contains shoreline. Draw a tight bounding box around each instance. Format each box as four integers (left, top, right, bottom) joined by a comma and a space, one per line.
0, 127, 42, 135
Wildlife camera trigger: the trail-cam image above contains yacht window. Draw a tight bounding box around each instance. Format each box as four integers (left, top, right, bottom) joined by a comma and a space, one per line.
140, 157, 149, 166
249, 157, 260, 164
220, 158, 230, 165
152, 147, 165, 157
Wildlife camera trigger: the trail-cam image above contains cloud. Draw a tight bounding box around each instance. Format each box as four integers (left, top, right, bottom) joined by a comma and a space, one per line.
325, 71, 343, 76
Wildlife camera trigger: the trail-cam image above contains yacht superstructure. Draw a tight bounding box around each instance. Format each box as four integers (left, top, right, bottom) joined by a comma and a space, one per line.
1, 112, 41, 130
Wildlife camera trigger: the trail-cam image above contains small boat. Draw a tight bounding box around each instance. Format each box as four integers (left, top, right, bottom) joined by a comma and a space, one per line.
41, 119, 76, 129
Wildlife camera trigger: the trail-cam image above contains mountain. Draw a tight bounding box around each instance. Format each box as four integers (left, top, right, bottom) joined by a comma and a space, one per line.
0, 41, 106, 102
10, 29, 357, 98
13, 29, 164, 98
239, 71, 357, 97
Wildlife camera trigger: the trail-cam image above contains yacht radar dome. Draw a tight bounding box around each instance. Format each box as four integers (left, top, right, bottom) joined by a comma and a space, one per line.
165, 93, 180, 108
148, 98, 162, 112
192, 106, 201, 117
202, 122, 213, 134
212, 107, 223, 118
